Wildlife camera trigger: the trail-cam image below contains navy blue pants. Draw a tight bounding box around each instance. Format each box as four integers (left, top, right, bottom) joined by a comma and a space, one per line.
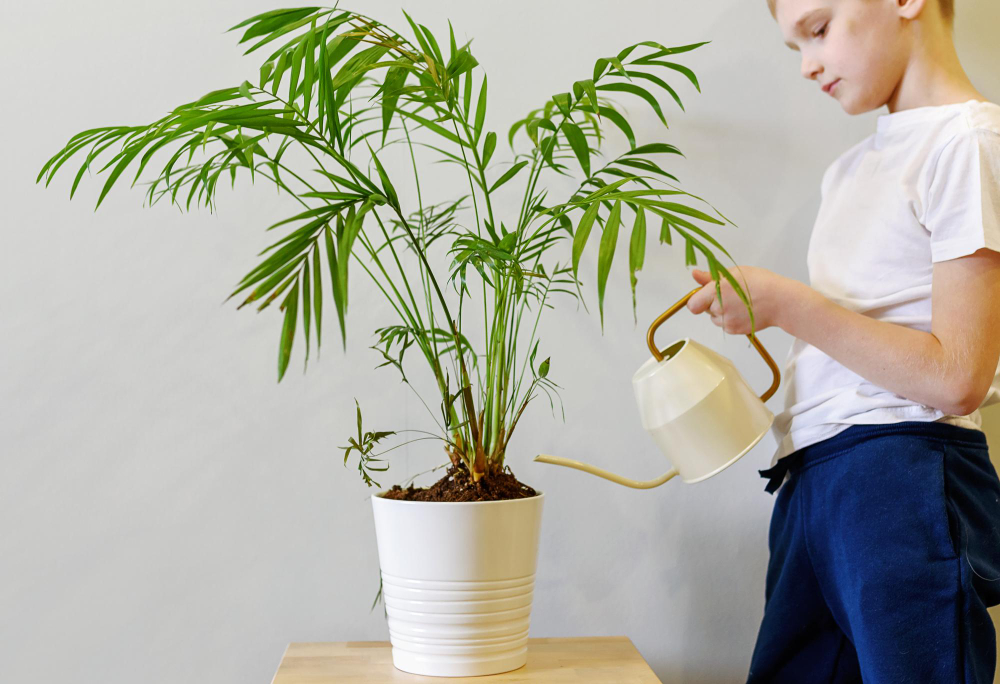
747, 420, 1000, 683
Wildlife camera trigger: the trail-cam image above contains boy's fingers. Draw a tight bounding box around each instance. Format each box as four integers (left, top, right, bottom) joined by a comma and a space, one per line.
687, 284, 714, 313
686, 288, 701, 312
689, 267, 733, 313
691, 268, 711, 284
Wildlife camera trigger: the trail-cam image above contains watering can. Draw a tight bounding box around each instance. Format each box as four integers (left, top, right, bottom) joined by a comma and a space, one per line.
534, 286, 781, 488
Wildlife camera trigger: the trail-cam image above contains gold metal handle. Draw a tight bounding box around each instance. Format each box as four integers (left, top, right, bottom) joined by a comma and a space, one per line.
646, 286, 781, 403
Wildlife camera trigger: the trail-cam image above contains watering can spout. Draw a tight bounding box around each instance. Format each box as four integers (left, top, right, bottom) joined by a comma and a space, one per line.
533, 454, 680, 489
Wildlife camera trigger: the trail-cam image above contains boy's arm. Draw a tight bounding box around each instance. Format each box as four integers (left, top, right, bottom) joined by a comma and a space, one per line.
776, 247, 1000, 415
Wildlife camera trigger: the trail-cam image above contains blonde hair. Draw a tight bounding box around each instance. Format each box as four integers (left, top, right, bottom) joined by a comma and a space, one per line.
766, 0, 954, 23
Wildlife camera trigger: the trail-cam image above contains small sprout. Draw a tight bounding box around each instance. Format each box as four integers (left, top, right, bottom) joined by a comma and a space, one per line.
339, 398, 396, 488
539, 357, 550, 378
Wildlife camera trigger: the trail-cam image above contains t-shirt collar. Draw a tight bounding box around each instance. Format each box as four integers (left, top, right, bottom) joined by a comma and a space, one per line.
875, 99, 980, 133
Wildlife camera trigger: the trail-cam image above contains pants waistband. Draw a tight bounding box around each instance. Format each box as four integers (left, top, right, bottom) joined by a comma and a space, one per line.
758, 420, 987, 494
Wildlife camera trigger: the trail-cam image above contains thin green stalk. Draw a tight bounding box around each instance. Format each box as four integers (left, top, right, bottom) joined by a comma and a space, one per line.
446, 116, 490, 418
516, 149, 545, 232
368, 209, 428, 333
380, 204, 472, 446
351, 227, 465, 447
369, 433, 447, 459
446, 100, 509, 457
507, 265, 554, 424
400, 119, 443, 375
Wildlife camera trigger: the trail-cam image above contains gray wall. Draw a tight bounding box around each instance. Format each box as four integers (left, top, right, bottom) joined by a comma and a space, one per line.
3, 1, 1000, 682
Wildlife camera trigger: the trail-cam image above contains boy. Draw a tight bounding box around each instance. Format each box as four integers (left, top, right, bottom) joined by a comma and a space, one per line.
685, 0, 1000, 681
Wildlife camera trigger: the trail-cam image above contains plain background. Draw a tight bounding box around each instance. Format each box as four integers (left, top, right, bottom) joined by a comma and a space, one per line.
3, 1, 1000, 682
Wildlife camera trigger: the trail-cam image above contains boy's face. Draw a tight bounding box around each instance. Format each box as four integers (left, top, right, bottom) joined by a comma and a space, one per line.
776, 0, 910, 114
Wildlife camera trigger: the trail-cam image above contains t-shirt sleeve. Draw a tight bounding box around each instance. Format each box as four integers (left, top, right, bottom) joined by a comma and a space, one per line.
922, 127, 1000, 263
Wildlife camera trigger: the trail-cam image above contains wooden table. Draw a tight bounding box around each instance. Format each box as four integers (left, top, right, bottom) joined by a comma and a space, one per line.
271, 636, 662, 683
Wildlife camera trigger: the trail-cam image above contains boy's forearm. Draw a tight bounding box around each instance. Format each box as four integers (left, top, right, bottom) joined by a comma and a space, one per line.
773, 278, 970, 415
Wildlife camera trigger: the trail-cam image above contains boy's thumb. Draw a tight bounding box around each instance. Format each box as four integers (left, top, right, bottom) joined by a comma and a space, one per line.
691, 268, 710, 283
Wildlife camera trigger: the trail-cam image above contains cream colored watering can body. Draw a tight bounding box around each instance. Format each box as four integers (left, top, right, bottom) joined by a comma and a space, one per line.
535, 286, 781, 488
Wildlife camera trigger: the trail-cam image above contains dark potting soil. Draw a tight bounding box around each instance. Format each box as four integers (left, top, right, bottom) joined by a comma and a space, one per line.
380, 465, 538, 502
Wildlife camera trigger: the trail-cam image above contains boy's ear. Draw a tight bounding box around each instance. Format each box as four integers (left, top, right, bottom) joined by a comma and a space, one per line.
894, 0, 929, 22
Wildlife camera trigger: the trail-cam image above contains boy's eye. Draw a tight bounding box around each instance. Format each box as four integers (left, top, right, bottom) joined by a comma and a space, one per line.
813, 23, 828, 38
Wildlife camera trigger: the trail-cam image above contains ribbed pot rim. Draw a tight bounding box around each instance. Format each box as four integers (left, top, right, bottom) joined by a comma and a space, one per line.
371, 490, 544, 506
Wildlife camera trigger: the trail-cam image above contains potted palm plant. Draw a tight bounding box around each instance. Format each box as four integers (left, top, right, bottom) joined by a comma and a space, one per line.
36, 5, 752, 676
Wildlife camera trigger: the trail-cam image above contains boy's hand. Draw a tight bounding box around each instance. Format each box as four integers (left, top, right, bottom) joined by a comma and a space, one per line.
686, 266, 787, 334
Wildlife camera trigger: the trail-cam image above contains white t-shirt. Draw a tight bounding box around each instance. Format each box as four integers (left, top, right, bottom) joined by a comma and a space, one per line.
768, 99, 1000, 469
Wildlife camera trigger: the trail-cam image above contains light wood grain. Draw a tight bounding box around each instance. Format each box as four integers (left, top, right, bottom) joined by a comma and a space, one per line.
270, 636, 662, 683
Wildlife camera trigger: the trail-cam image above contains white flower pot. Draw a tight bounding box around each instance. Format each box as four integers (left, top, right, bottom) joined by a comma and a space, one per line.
370, 490, 545, 677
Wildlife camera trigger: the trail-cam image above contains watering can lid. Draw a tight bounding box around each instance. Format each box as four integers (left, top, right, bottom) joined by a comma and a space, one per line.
631, 338, 737, 428
631, 337, 733, 384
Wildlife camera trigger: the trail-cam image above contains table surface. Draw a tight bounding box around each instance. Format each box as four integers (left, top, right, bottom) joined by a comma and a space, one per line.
270, 636, 662, 683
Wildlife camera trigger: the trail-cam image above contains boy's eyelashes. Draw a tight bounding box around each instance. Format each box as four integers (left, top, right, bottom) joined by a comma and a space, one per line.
785, 21, 829, 51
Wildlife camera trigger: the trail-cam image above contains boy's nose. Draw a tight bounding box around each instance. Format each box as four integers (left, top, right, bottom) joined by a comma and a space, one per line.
801, 58, 823, 81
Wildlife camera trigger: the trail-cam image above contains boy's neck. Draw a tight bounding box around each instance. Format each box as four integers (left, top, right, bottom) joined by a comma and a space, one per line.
885, 23, 987, 114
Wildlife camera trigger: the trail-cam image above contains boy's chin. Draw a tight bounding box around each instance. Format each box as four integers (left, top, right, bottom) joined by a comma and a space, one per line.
839, 99, 864, 115
836, 93, 871, 116
836, 88, 895, 116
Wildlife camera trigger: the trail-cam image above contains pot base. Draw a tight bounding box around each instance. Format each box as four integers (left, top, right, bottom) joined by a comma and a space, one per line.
391, 645, 527, 677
